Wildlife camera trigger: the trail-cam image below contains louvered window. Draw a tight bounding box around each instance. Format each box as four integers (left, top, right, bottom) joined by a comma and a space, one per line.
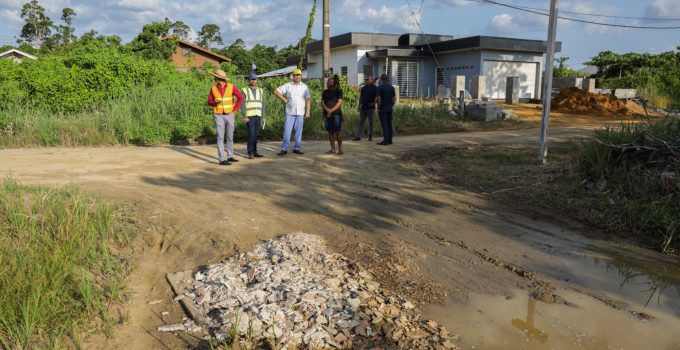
395, 60, 419, 98
341, 66, 348, 76
436, 67, 444, 86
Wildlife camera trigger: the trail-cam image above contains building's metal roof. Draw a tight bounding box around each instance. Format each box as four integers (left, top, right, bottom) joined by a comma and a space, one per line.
0, 49, 37, 60
161, 36, 231, 62
306, 32, 401, 53
426, 35, 562, 53
366, 49, 431, 59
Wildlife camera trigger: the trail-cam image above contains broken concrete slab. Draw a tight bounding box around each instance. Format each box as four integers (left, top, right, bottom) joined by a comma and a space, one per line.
166, 270, 208, 325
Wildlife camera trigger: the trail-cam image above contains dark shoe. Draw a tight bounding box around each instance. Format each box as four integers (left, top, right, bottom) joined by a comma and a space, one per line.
219, 160, 231, 165
368, 137, 372, 141
228, 157, 239, 162
388, 142, 393, 144
377, 142, 388, 146
293, 150, 304, 155
277, 150, 288, 156
247, 154, 254, 159
254, 153, 264, 158
353, 137, 361, 141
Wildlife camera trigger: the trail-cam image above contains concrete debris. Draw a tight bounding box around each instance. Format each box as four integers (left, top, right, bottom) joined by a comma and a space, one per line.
169, 233, 458, 349
157, 320, 202, 333
465, 100, 502, 121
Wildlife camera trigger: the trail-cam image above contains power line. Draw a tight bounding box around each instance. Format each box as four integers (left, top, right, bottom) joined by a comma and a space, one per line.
467, 0, 680, 29
405, 0, 449, 88
490, 2, 680, 21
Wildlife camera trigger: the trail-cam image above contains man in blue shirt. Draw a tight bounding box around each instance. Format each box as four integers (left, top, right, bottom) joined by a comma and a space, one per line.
353, 75, 378, 141
376, 74, 396, 145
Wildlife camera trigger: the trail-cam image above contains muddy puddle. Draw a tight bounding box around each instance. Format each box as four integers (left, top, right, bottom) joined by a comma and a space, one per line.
424, 246, 680, 350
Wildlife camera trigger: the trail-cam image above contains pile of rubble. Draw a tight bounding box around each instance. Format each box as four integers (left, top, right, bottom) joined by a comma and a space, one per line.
163, 233, 458, 349
552, 87, 629, 116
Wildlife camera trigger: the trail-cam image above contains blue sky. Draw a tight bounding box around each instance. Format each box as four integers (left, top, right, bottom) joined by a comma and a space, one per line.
1, 0, 678, 68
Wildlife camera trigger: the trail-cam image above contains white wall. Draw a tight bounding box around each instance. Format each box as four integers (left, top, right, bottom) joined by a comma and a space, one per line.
480, 51, 544, 99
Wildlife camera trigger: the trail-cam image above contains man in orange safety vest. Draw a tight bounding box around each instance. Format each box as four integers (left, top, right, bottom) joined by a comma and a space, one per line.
208, 69, 244, 165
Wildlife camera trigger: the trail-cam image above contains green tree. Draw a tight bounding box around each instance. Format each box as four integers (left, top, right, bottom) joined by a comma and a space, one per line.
127, 20, 177, 60
55, 8, 77, 45
19, 0, 53, 49
197, 24, 222, 49
171, 20, 191, 40
553, 56, 586, 77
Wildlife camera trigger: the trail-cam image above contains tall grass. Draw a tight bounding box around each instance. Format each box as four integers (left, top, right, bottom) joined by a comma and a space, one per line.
0, 180, 133, 349
0, 81, 519, 147
578, 117, 680, 252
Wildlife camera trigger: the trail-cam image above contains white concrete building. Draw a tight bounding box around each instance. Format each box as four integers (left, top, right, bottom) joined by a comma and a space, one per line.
291, 32, 561, 99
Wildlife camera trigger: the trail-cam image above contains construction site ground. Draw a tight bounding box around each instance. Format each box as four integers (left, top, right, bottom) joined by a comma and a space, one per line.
1, 109, 678, 350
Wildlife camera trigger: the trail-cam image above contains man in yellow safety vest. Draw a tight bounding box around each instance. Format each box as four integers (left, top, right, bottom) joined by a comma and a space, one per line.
242, 73, 265, 159
208, 69, 244, 165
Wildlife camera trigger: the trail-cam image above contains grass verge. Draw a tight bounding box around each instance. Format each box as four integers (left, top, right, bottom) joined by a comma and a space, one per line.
403, 119, 679, 253
0, 180, 134, 349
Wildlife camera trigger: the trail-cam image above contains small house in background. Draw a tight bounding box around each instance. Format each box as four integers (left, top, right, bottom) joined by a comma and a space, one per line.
0, 49, 37, 63
162, 37, 231, 72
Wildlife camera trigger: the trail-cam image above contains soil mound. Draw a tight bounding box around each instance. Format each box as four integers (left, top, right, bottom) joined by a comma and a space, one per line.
552, 87, 629, 116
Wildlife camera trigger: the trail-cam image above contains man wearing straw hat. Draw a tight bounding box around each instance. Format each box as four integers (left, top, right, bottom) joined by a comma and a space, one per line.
208, 69, 244, 165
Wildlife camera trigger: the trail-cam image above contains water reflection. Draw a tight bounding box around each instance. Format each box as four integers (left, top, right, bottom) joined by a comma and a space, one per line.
511, 297, 549, 343
589, 246, 680, 314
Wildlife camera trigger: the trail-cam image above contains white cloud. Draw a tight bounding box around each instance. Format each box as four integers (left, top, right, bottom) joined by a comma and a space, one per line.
487, 13, 518, 34
644, 0, 680, 19
339, 0, 419, 32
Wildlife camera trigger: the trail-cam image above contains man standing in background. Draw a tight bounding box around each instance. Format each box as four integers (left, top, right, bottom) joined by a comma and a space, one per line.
242, 73, 265, 159
376, 73, 396, 146
208, 69, 244, 165
274, 68, 311, 155
353, 75, 377, 141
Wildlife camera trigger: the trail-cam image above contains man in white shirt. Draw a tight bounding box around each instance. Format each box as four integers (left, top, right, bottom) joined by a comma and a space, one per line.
274, 68, 311, 155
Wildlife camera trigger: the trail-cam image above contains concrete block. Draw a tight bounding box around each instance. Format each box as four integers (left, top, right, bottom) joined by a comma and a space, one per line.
553, 76, 583, 91
505, 76, 520, 104
436, 84, 449, 99
582, 78, 596, 93
594, 88, 612, 95
451, 75, 466, 99
614, 89, 636, 99
471, 76, 486, 100
465, 101, 501, 121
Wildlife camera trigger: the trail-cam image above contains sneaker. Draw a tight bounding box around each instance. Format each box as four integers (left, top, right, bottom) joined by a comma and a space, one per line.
368, 137, 372, 141
228, 157, 239, 162
247, 154, 254, 159
377, 142, 389, 146
353, 137, 361, 141
293, 150, 304, 155
254, 153, 264, 158
277, 150, 288, 156
219, 160, 231, 165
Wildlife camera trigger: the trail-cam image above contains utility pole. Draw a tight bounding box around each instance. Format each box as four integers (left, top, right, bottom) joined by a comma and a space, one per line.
322, 0, 330, 87
538, 0, 559, 164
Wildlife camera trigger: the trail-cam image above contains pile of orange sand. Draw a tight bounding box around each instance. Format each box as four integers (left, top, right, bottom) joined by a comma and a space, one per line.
551, 87, 629, 116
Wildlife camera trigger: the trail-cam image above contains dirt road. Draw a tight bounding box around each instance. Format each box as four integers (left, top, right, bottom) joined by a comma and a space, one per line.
2, 123, 679, 350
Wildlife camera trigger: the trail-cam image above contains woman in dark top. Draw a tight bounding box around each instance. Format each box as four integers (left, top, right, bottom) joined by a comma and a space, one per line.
321, 75, 344, 155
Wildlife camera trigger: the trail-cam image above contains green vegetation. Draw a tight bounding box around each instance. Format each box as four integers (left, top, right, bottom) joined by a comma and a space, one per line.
0, 36, 512, 147
586, 49, 680, 108
406, 117, 680, 252
0, 180, 133, 349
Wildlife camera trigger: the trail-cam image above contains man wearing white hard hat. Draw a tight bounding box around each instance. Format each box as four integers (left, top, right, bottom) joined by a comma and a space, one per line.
273, 68, 311, 155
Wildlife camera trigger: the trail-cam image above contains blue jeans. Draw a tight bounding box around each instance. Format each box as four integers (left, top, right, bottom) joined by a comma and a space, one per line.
246, 116, 261, 155
324, 114, 343, 133
281, 114, 304, 151
379, 110, 393, 143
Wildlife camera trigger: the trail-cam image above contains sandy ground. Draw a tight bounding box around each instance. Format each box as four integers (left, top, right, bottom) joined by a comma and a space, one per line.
2, 118, 679, 349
